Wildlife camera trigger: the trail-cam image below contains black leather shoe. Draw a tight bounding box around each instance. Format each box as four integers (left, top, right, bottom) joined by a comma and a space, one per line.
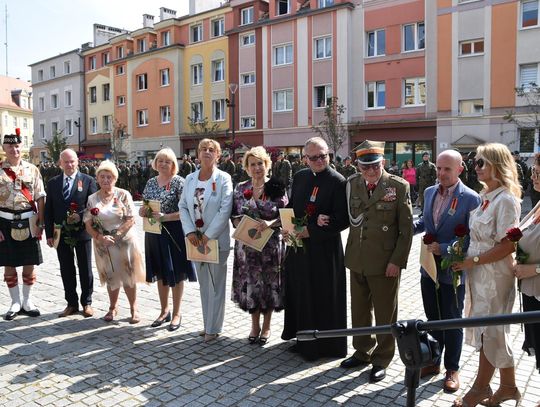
340, 356, 369, 369
370, 365, 386, 382
4, 310, 18, 320
167, 323, 180, 332
19, 308, 40, 317
151, 312, 171, 328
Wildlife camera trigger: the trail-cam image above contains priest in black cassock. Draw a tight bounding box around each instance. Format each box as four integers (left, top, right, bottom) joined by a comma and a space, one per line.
281, 137, 349, 361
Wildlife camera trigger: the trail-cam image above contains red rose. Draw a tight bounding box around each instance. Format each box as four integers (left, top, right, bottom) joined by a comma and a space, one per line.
90, 208, 100, 216
195, 219, 204, 228
243, 189, 253, 199
305, 203, 316, 217
423, 233, 436, 245
69, 202, 79, 211
506, 227, 523, 243
454, 224, 468, 238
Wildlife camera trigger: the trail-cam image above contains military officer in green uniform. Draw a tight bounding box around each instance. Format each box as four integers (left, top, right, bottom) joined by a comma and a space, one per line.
178, 154, 193, 179
416, 152, 437, 211
219, 151, 236, 177
273, 151, 292, 190
340, 156, 357, 179
340, 140, 413, 383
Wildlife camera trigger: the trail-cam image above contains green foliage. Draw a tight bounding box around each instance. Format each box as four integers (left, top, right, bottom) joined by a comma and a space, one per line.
111, 119, 130, 164
504, 83, 540, 130
311, 96, 348, 157
187, 112, 222, 139
43, 130, 68, 163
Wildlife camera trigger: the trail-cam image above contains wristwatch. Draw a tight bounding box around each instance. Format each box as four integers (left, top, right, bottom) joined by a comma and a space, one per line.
473, 256, 480, 264
536, 264, 540, 275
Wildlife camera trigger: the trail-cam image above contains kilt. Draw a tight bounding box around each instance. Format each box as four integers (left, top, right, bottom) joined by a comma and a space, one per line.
0, 217, 42, 267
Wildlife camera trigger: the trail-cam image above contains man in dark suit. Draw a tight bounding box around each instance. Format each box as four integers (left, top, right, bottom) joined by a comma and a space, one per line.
341, 140, 413, 383
414, 149, 481, 392
45, 149, 97, 318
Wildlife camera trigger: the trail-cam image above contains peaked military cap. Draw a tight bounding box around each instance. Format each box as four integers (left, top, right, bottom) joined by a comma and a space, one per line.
353, 140, 385, 164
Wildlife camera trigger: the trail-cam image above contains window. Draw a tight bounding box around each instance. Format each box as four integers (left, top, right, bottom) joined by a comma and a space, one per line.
403, 77, 426, 105
192, 63, 203, 85
274, 44, 293, 65
89, 56, 96, 70
50, 66, 56, 78
366, 81, 386, 108
102, 52, 110, 65
137, 109, 148, 126
137, 73, 148, 90
318, 0, 334, 7
519, 128, 537, 153
520, 63, 539, 88
117, 95, 126, 106
116, 65, 125, 75
458, 99, 484, 115
212, 60, 224, 82
459, 39, 484, 56
39, 124, 45, 139
277, 0, 290, 15
314, 85, 332, 108
65, 119, 73, 136
52, 121, 59, 136
160, 68, 170, 86
37, 69, 43, 81
522, 0, 539, 28
102, 84, 110, 101
103, 115, 112, 132
212, 99, 225, 121
65, 90, 72, 107
403, 22, 425, 52
241, 116, 256, 129
241, 7, 254, 25
64, 61, 71, 74
117, 46, 124, 59
51, 94, 58, 109
23, 118, 28, 129
191, 102, 203, 122
314, 37, 332, 59
241, 33, 255, 46
13, 117, 17, 127
241, 72, 256, 85
367, 29, 386, 57
273, 89, 293, 112
160, 106, 171, 123
212, 18, 224, 37
191, 24, 202, 43
38, 97, 45, 112
161, 31, 170, 46
90, 117, 97, 134
137, 38, 146, 52
89, 86, 97, 103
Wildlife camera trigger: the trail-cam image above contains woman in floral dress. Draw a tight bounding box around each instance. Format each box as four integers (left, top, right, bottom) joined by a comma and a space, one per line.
231, 147, 288, 345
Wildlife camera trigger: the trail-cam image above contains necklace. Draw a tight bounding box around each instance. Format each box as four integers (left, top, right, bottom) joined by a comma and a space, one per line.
99, 190, 115, 204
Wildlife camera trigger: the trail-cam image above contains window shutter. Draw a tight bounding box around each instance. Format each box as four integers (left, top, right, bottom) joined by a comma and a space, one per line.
520, 64, 538, 86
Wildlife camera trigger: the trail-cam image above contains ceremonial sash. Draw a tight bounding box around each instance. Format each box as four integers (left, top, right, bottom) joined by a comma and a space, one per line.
2, 167, 37, 213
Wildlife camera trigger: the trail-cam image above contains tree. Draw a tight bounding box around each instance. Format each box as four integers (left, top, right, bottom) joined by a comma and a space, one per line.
110, 119, 130, 163
187, 113, 222, 139
43, 130, 68, 163
311, 96, 348, 158
503, 83, 540, 152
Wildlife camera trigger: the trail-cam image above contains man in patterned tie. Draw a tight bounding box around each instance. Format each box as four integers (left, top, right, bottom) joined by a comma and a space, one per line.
44, 149, 97, 318
341, 140, 413, 383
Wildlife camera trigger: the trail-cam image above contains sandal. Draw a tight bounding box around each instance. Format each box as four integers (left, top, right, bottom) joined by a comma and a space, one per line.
103, 308, 117, 322
453, 385, 492, 407
130, 310, 140, 324
485, 384, 521, 407
259, 331, 271, 346
248, 328, 261, 344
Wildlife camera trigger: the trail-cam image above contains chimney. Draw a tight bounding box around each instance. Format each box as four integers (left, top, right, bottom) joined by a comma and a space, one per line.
81, 42, 93, 50
160, 7, 177, 21
143, 14, 154, 28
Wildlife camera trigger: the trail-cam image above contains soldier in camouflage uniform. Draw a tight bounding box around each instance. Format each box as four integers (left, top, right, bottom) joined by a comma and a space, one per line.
513, 151, 529, 196
272, 151, 292, 189
340, 156, 357, 179
233, 158, 249, 185
219, 151, 236, 178
416, 152, 437, 211
291, 154, 303, 176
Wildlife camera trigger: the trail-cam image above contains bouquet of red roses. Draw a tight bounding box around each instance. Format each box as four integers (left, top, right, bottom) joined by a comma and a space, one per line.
287, 203, 316, 252
89, 207, 115, 273
506, 227, 528, 264
441, 224, 468, 305
58, 202, 81, 248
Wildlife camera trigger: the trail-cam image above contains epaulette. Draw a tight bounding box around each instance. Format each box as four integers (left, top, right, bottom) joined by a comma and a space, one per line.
388, 174, 408, 185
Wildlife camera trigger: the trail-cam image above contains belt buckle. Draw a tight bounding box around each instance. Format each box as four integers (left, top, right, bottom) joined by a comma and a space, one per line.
14, 213, 21, 220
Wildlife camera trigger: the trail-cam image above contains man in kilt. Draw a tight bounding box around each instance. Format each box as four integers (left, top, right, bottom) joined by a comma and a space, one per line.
0, 129, 46, 320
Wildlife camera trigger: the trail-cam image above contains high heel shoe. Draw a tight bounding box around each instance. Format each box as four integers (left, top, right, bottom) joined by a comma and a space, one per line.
485, 384, 521, 407
151, 311, 171, 327
452, 385, 492, 407
167, 315, 181, 332
258, 331, 271, 346
248, 328, 261, 344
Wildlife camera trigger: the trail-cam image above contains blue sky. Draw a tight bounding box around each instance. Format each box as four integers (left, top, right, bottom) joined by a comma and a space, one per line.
3, 0, 190, 81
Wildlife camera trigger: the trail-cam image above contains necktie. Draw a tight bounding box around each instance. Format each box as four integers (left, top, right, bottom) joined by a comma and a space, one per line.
63, 176, 71, 200
367, 183, 377, 196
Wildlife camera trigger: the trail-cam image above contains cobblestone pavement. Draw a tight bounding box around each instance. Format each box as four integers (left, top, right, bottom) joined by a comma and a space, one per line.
1, 198, 539, 406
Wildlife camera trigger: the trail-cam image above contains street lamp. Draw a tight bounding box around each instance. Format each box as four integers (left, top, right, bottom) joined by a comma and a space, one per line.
226, 83, 238, 158
74, 117, 82, 154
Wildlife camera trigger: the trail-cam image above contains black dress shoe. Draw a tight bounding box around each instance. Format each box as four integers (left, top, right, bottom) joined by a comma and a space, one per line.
370, 365, 386, 382
340, 356, 369, 369
151, 311, 171, 328
19, 308, 40, 317
4, 310, 18, 321
167, 316, 181, 332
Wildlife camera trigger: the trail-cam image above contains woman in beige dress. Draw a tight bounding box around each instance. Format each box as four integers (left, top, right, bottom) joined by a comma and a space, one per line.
452, 143, 521, 407
83, 160, 145, 323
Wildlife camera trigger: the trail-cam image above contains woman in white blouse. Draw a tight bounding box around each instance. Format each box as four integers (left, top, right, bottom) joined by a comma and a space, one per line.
179, 139, 233, 343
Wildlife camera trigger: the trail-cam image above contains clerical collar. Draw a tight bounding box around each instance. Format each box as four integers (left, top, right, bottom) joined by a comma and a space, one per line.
312, 167, 329, 177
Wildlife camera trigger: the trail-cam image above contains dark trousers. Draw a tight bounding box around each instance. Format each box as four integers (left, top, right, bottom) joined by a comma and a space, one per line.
420, 276, 464, 371
57, 238, 93, 307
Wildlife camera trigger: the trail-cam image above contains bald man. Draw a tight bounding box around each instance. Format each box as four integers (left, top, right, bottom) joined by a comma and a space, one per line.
413, 150, 481, 392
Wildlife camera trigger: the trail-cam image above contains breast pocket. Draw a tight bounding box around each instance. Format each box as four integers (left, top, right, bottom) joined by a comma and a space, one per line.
376, 202, 396, 223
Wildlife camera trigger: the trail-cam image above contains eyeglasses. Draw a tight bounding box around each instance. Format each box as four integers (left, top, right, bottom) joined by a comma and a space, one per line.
475, 158, 485, 169
306, 154, 328, 162
359, 163, 381, 171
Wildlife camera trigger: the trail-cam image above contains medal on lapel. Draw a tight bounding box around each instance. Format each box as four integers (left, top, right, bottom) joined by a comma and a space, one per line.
77, 180, 83, 192
309, 186, 319, 203
448, 198, 458, 216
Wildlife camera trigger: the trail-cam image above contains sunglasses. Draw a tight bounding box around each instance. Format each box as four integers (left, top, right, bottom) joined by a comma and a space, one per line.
475, 158, 485, 169
306, 154, 328, 162
359, 163, 381, 171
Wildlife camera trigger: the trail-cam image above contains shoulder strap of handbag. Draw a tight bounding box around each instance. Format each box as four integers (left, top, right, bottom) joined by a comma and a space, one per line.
3, 167, 37, 213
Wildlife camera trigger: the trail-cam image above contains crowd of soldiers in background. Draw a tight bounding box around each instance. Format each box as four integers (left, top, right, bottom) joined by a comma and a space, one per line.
37, 148, 539, 208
